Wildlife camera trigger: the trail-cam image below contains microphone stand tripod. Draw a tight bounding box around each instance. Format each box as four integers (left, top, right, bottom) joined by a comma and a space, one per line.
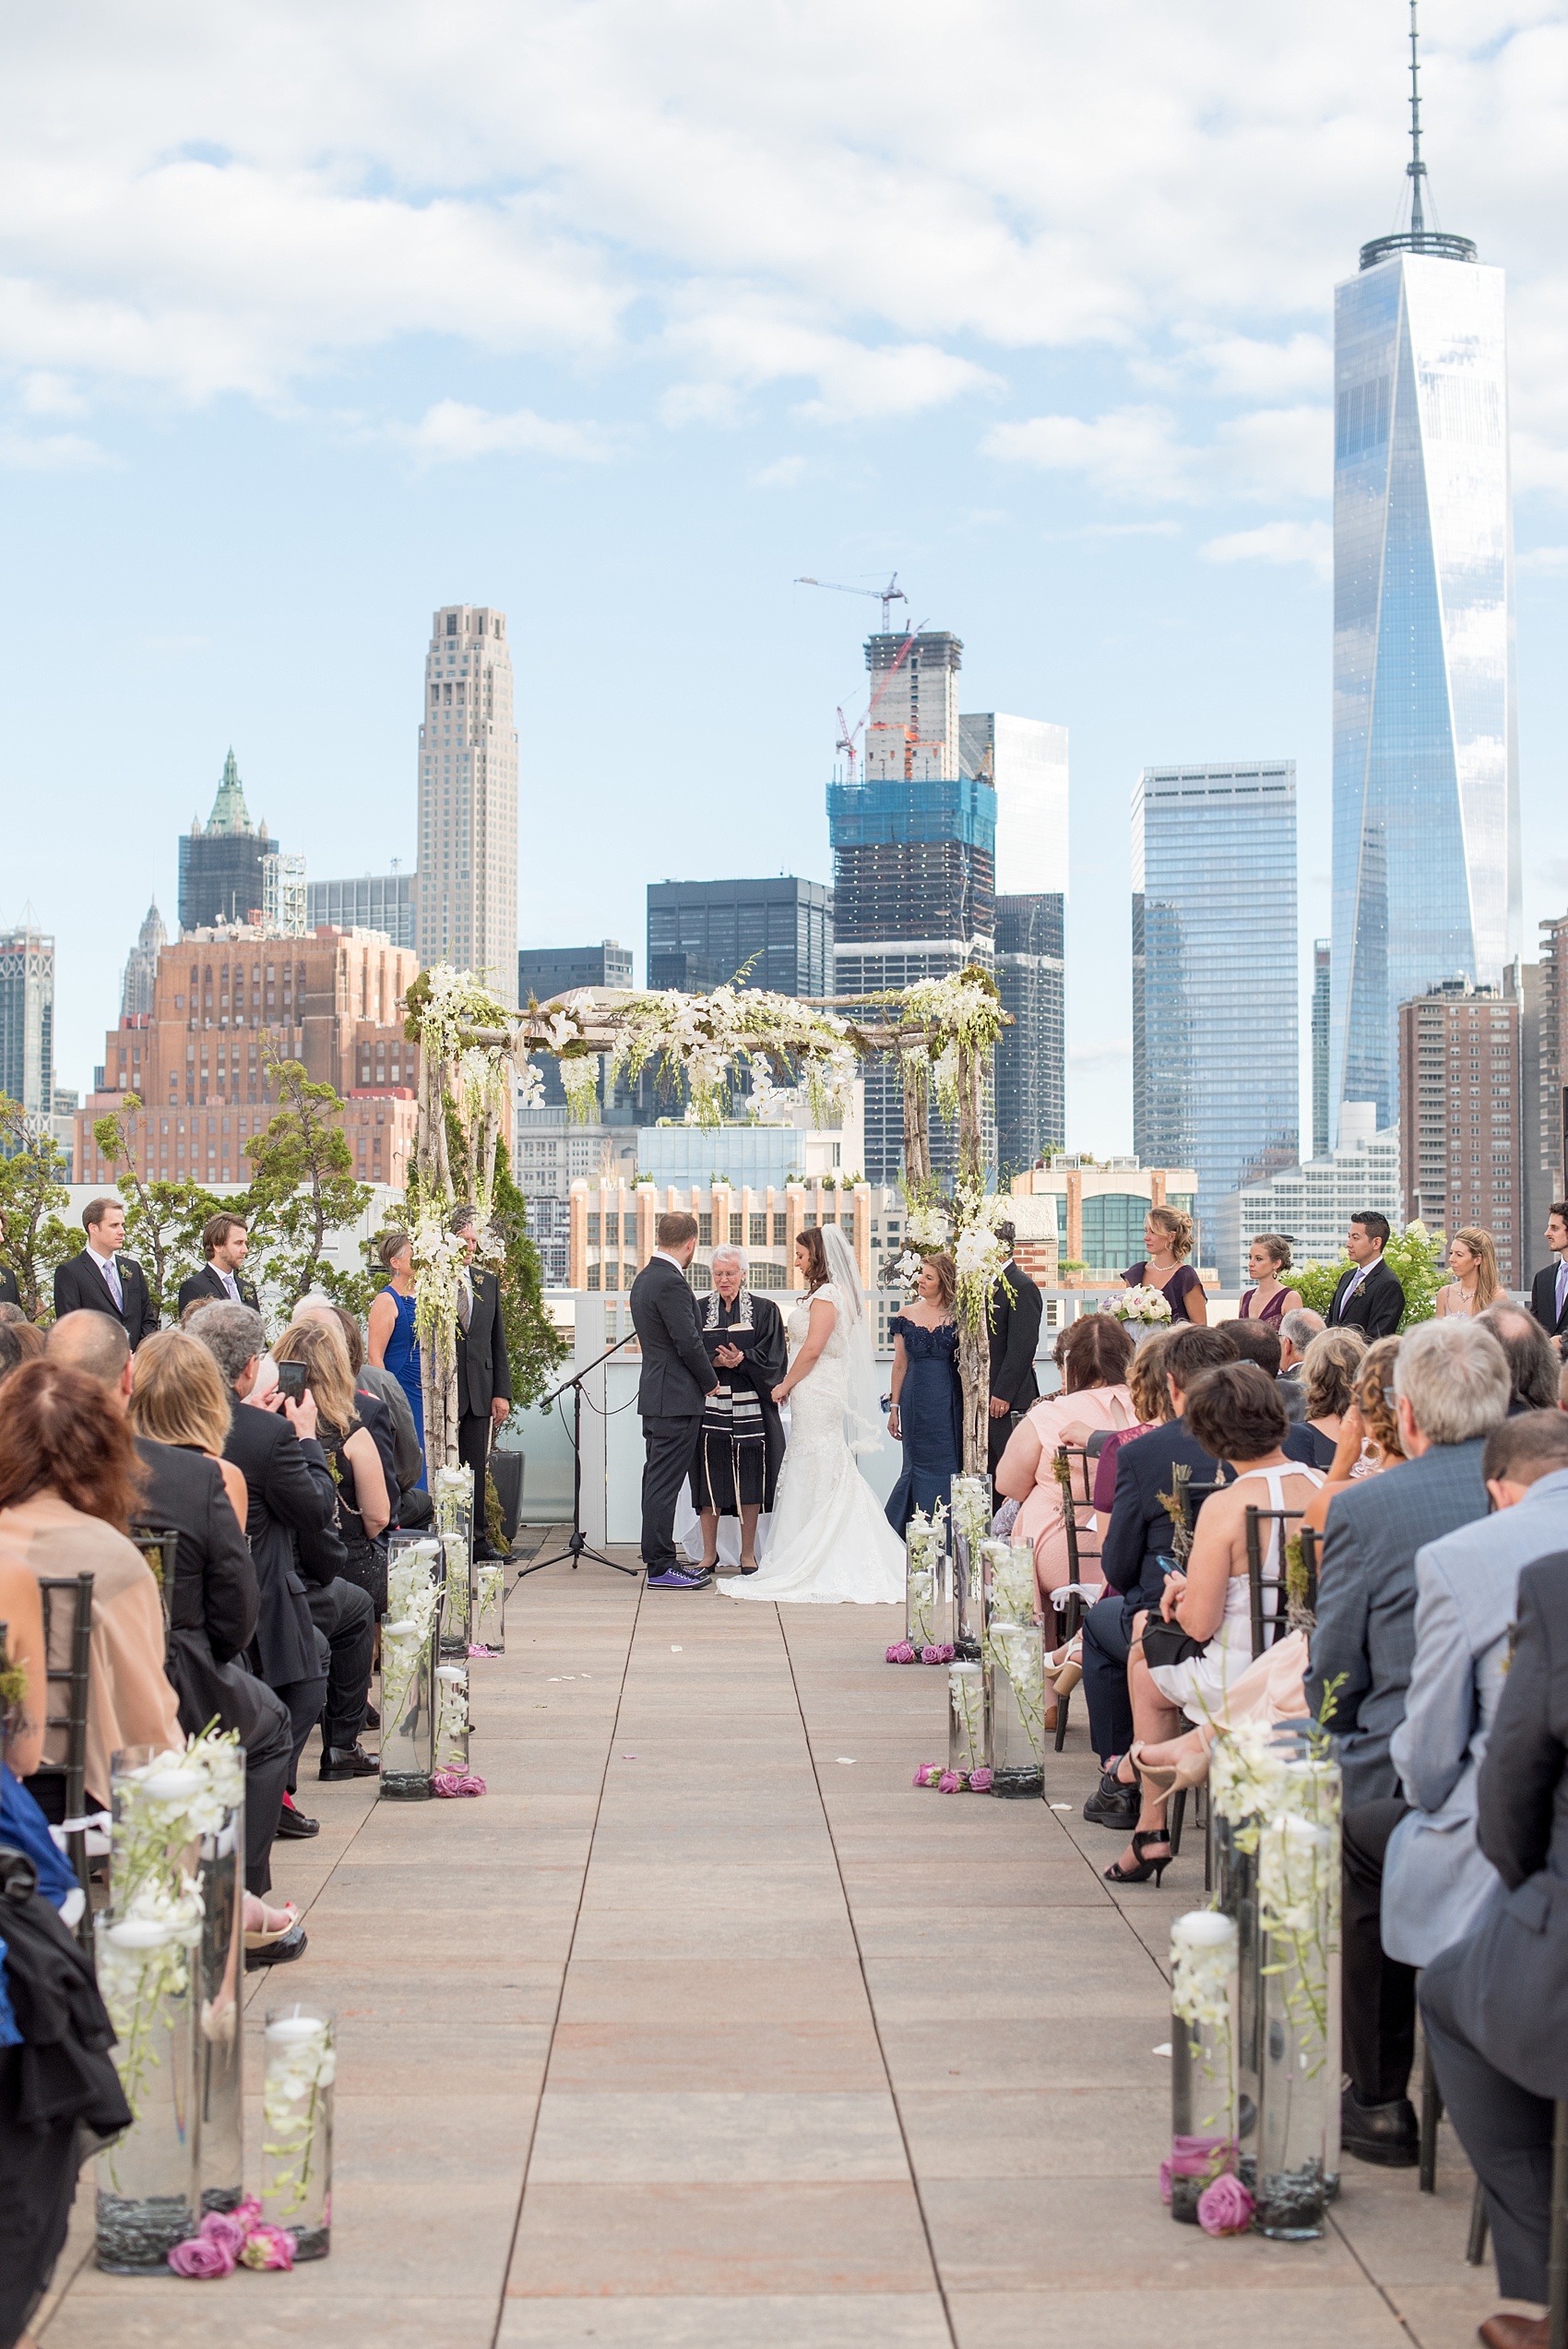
517, 1331, 638, 1579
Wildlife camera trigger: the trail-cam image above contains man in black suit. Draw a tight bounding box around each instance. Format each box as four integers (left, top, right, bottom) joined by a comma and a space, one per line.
176, 1211, 260, 1317
52, 1196, 160, 1346
1079, 1322, 1239, 1826
628, 1210, 719, 1589
1528, 1199, 1568, 1348
1420, 1545, 1568, 2344
191, 1302, 374, 1819
986, 1224, 1042, 1473
1325, 1210, 1405, 1340
451, 1204, 512, 1562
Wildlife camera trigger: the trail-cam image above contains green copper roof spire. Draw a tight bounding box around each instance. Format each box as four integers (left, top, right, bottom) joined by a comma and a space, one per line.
207, 747, 252, 835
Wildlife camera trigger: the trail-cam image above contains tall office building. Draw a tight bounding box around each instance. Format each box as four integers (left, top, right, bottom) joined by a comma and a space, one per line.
994, 894, 1064, 1177
1331, 23, 1519, 1136
178, 753, 279, 934
121, 900, 167, 1019
0, 925, 54, 1116
646, 878, 831, 999
1536, 913, 1568, 1238
829, 630, 996, 1184
308, 871, 415, 950
1397, 976, 1520, 1281
1311, 939, 1331, 1158
415, 603, 518, 1001
958, 714, 1068, 896
1133, 763, 1299, 1277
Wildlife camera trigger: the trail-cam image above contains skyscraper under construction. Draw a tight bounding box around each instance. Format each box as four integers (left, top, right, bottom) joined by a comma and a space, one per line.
827, 629, 997, 1183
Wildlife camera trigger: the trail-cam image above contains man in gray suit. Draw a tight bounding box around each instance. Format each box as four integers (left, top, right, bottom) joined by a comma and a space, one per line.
1305, 1316, 1511, 2165
1420, 1545, 1568, 2345
1277, 1306, 1324, 1425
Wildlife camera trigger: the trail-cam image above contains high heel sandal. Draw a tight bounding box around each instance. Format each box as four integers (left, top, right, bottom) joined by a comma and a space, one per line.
1103, 1829, 1171, 1889
1042, 1637, 1082, 1697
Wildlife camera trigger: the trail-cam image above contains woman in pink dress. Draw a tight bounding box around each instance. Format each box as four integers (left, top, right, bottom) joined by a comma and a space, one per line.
995, 1313, 1136, 1608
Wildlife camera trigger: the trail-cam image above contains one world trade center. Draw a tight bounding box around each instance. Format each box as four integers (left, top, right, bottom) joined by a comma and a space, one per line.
1331, 4, 1519, 1135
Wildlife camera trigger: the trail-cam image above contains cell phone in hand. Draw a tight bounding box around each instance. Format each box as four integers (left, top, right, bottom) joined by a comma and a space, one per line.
276, 1362, 307, 1404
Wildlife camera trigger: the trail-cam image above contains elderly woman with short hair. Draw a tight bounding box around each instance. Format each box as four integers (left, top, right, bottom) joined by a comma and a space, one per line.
689, 1246, 788, 1576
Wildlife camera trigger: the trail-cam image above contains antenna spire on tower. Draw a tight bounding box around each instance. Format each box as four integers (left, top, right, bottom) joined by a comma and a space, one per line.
1408, 0, 1426, 236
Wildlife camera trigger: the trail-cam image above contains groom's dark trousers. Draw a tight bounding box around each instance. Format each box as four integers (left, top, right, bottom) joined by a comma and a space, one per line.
629, 1252, 718, 1574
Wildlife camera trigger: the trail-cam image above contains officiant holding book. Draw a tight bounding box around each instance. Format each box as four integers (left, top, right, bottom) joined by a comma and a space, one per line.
690, 1245, 787, 1577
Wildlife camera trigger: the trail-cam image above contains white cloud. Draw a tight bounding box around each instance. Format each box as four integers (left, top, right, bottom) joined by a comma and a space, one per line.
0, 426, 112, 471
390, 399, 622, 465
1517, 544, 1568, 574
983, 406, 1194, 501
753, 455, 807, 489
0, 4, 1565, 486
1201, 519, 1333, 579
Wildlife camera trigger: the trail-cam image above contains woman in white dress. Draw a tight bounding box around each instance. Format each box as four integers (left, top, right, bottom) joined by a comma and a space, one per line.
719, 1224, 906, 1605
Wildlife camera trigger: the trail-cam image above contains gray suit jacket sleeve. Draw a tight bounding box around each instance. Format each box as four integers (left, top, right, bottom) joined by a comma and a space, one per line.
1389, 1554, 1474, 1814
1304, 1508, 1372, 1736
1478, 1566, 1564, 1891
655, 1277, 718, 1401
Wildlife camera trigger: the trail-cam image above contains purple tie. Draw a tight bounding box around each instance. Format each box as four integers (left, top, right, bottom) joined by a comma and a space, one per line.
102, 1255, 124, 1311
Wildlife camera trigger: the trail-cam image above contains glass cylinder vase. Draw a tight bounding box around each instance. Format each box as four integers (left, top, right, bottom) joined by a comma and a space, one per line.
1208, 1723, 1301, 2177
196, 1791, 244, 2213
904, 1502, 952, 1651
380, 1535, 442, 1800
472, 1556, 506, 1655
94, 1912, 200, 2271
949, 1473, 992, 1660
1168, 1911, 1241, 2224
946, 1660, 986, 1779
980, 1537, 1036, 1632
261, 2004, 335, 2261
432, 1466, 475, 1655
434, 1662, 471, 1776
1253, 1766, 1339, 2241
984, 1617, 1046, 1798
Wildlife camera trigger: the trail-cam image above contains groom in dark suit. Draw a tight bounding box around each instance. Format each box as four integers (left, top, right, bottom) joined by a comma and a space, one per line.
53, 1196, 160, 1346
1528, 1200, 1568, 1345
451, 1203, 512, 1561
629, 1210, 719, 1590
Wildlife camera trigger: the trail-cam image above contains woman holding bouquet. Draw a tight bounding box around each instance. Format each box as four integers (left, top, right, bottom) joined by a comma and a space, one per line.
1123, 1205, 1206, 1325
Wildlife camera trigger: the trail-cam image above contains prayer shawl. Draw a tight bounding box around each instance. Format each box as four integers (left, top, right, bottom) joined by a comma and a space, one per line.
694, 1289, 787, 1514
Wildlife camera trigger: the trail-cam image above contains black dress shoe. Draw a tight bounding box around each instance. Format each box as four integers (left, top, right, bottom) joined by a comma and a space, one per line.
319, 1744, 380, 1781
244, 1925, 308, 1972
1340, 2088, 1420, 2166
1083, 1770, 1139, 1830
275, 1800, 320, 1840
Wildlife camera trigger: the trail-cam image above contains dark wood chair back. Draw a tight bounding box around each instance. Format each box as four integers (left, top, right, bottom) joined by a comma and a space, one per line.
1244, 1507, 1305, 1659
27, 1572, 95, 1943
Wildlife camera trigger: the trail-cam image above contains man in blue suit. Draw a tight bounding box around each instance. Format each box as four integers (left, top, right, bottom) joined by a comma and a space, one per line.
1306, 1316, 1511, 2167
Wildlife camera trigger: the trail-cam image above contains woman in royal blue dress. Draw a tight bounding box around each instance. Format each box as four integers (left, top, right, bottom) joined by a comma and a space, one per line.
368, 1229, 426, 1490
885, 1251, 964, 1532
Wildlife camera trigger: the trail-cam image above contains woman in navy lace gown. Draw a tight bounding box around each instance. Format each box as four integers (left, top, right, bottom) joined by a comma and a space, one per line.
885, 1253, 963, 1532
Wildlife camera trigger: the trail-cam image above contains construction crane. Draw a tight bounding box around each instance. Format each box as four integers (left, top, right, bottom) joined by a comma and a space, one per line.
794, 571, 909, 634
834, 621, 926, 780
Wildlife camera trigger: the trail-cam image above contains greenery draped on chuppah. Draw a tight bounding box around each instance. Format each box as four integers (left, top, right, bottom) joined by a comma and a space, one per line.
401, 962, 1009, 1475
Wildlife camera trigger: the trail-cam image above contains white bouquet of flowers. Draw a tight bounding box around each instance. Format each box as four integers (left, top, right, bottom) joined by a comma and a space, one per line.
1111, 1284, 1173, 1328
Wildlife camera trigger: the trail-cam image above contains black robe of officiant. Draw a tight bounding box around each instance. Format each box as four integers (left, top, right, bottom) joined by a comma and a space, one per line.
689, 1288, 788, 1515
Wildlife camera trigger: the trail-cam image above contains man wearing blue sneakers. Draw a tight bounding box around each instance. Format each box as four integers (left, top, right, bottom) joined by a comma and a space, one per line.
630, 1211, 720, 1589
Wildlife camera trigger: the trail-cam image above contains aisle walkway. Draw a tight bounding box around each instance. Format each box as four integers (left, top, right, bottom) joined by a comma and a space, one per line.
39, 1550, 1526, 2347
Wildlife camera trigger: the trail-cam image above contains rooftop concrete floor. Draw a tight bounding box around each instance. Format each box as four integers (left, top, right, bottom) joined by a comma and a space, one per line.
37, 1541, 1538, 2348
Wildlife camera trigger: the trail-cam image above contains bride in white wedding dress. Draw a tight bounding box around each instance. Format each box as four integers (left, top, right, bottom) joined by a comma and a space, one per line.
719, 1223, 906, 1605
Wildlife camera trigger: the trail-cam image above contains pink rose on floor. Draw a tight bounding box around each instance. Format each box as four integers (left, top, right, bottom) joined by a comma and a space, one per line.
935, 1643, 956, 1663
968, 1766, 992, 1793
197, 2211, 248, 2259
1196, 2174, 1254, 2236
1158, 2156, 1174, 2205
168, 2235, 236, 2278
240, 2224, 298, 2271
232, 2197, 263, 2229
912, 1763, 943, 1786
938, 1771, 961, 1793
885, 1640, 917, 1664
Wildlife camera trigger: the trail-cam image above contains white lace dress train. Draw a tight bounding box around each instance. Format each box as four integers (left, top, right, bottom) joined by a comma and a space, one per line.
718, 1284, 905, 1604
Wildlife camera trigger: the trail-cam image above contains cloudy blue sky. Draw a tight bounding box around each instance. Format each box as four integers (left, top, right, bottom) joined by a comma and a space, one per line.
6, 0, 1568, 1151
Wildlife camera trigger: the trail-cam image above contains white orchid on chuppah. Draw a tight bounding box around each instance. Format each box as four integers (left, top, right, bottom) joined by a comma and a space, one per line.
402, 957, 1010, 1474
